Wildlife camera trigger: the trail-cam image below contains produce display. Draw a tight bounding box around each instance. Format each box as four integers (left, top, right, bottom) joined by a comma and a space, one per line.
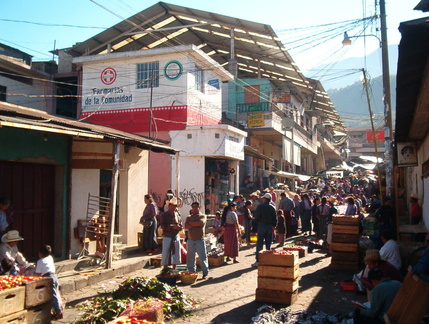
0, 275, 43, 290
115, 319, 166, 324
156, 267, 179, 278
282, 246, 306, 250
260, 250, 294, 255
73, 277, 196, 323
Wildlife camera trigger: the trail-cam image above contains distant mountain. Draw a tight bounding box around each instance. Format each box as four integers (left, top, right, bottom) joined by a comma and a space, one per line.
327, 75, 396, 128
309, 45, 398, 128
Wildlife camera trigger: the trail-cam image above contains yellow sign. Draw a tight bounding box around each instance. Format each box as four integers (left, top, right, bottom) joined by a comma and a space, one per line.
248, 112, 265, 127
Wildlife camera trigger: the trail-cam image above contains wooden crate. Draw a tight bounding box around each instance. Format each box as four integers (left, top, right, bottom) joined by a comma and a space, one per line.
331, 251, 359, 262
330, 260, 358, 271
0, 286, 25, 317
283, 246, 308, 258
330, 242, 358, 252
24, 277, 53, 308
258, 264, 299, 279
255, 288, 298, 305
258, 277, 299, 292
259, 251, 298, 267
332, 233, 359, 244
0, 309, 27, 324
332, 215, 360, 225
27, 302, 51, 324
150, 256, 162, 267
332, 224, 359, 235
208, 256, 225, 267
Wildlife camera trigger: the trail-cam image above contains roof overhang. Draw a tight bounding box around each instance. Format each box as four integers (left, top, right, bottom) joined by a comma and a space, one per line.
0, 102, 177, 154
244, 145, 273, 162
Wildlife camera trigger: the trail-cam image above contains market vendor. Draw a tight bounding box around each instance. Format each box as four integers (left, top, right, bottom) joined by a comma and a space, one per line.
410, 232, 429, 282
0, 230, 35, 275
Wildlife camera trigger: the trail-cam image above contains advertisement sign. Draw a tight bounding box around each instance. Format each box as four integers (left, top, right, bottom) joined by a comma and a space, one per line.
248, 112, 265, 127
366, 131, 384, 142
273, 92, 291, 103
397, 142, 418, 167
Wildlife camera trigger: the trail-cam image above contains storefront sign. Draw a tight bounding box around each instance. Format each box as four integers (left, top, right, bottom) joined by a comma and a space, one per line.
248, 112, 265, 127
225, 135, 244, 160
397, 142, 418, 167
273, 92, 291, 103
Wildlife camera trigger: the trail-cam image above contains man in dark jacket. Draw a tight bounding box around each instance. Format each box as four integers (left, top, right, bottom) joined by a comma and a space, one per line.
252, 193, 277, 267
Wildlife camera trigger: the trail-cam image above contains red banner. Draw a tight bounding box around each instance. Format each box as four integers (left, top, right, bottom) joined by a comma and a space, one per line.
366, 131, 384, 142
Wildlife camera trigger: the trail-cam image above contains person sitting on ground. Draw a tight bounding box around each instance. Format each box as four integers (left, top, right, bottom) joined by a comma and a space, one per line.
410, 232, 429, 282
353, 268, 402, 324
379, 230, 402, 271
35, 245, 63, 320
0, 230, 35, 275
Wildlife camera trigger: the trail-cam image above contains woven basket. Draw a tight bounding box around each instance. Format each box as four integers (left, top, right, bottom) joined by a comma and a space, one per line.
179, 271, 198, 284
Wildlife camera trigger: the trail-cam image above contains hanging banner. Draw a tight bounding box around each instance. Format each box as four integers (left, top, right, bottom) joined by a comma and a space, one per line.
366, 131, 384, 142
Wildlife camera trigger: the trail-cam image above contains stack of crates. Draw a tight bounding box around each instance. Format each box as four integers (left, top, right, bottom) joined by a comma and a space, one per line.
0, 276, 53, 323
255, 251, 299, 305
330, 215, 360, 270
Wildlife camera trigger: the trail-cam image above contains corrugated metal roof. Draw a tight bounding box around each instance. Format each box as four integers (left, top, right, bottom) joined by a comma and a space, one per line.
63, 1, 345, 134
0, 101, 177, 154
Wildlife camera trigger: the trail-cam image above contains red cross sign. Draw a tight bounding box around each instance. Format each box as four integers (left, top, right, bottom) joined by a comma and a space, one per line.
101, 67, 117, 85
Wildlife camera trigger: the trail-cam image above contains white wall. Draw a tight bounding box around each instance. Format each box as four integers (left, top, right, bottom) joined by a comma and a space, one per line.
171, 156, 205, 221
70, 169, 100, 256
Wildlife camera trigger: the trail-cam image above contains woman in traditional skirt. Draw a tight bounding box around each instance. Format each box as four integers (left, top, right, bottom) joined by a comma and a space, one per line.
140, 194, 159, 254
221, 202, 240, 263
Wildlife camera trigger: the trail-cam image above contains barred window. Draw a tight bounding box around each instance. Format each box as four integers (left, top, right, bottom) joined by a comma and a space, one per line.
137, 62, 159, 89
192, 66, 203, 92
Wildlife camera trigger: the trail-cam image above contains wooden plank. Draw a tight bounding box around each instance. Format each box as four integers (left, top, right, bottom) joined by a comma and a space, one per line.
0, 286, 25, 317
386, 272, 429, 324
259, 251, 298, 267
24, 277, 54, 308
332, 233, 359, 243
255, 288, 298, 305
258, 264, 299, 279
331, 251, 359, 261
257, 277, 299, 292
0, 309, 27, 324
330, 242, 358, 252
27, 302, 52, 324
332, 215, 360, 225
283, 246, 308, 258
332, 224, 359, 235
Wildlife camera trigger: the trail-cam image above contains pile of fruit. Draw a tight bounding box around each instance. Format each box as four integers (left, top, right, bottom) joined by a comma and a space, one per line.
115, 319, 166, 324
260, 250, 294, 255
0, 275, 42, 290
283, 245, 306, 250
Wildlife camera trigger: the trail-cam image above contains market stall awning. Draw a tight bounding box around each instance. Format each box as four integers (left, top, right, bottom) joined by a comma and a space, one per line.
244, 145, 273, 162
272, 170, 311, 182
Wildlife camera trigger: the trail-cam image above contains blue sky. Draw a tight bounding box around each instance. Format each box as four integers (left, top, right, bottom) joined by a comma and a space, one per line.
1, 0, 427, 73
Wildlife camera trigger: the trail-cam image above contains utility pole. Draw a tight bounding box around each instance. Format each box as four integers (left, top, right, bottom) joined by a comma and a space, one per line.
380, 0, 394, 198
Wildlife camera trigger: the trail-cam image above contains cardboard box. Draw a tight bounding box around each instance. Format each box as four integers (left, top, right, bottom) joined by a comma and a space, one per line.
255, 288, 298, 305
0, 309, 27, 324
283, 246, 308, 258
0, 286, 25, 317
332, 224, 359, 235
24, 277, 53, 308
259, 251, 298, 267
257, 277, 299, 292
27, 302, 52, 324
258, 264, 299, 279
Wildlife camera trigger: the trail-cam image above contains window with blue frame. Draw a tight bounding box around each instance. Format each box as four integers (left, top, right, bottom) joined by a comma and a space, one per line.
137, 62, 159, 89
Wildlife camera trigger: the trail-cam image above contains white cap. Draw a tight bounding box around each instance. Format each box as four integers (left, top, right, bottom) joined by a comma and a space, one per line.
263, 193, 272, 200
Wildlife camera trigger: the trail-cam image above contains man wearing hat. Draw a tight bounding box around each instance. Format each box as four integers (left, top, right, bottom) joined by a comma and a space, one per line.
0, 230, 33, 275
159, 197, 183, 269
252, 192, 277, 267
409, 193, 422, 225
363, 249, 403, 287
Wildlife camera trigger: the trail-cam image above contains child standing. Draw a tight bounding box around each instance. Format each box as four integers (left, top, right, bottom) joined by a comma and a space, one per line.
276, 210, 286, 247
35, 245, 63, 320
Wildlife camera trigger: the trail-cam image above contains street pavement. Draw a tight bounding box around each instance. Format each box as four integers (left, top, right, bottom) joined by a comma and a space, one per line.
54, 236, 367, 324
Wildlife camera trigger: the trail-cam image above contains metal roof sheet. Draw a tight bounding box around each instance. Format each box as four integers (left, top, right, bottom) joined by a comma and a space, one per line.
0, 101, 177, 154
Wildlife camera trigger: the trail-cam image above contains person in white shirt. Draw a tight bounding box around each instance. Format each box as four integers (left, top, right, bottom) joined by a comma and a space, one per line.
379, 230, 402, 270
0, 230, 35, 275
35, 245, 63, 320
